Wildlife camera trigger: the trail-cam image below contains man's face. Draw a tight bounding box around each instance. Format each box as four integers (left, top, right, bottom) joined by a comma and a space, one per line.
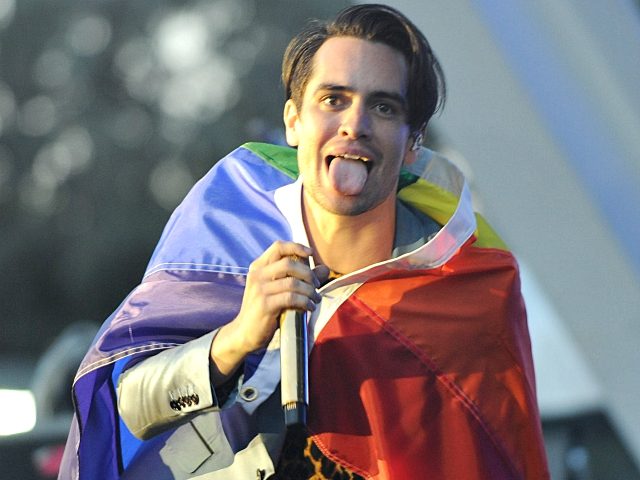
284, 36, 415, 216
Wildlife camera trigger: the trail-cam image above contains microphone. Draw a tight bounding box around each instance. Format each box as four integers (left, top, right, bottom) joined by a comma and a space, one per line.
279, 257, 309, 428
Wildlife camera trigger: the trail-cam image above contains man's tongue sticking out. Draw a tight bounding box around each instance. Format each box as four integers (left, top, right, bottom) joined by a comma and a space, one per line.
328, 157, 368, 196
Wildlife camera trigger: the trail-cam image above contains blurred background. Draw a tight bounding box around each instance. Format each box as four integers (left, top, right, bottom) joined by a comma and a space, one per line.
0, 0, 638, 478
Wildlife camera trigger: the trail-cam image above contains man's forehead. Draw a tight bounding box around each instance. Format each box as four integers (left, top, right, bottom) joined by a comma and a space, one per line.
305, 36, 408, 97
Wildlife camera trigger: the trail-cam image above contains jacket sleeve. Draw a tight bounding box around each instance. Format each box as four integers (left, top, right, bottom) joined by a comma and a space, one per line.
116, 330, 224, 440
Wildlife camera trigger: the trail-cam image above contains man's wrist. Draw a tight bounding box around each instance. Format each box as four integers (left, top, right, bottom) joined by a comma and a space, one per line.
209, 320, 248, 384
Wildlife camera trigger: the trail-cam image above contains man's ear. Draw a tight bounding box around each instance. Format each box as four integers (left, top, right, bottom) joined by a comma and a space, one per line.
403, 129, 425, 166
283, 99, 300, 147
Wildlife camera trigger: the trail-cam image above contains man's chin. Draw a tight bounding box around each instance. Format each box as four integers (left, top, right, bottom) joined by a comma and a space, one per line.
318, 194, 378, 217
303, 184, 386, 217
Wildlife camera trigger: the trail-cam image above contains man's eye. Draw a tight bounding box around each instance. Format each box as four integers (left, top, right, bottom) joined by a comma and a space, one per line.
321, 95, 342, 107
374, 103, 395, 115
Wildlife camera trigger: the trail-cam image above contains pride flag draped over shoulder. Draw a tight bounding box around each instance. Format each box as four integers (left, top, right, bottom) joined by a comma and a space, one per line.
59, 143, 549, 479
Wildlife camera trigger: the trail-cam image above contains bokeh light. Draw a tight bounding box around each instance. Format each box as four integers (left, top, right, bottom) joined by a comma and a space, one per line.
0, 0, 15, 29
66, 15, 112, 57
18, 96, 57, 137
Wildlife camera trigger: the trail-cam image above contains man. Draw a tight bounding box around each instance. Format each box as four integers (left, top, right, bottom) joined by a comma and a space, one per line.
60, 4, 549, 479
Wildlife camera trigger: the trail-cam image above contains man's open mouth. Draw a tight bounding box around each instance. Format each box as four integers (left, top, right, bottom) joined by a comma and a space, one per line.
326, 153, 373, 173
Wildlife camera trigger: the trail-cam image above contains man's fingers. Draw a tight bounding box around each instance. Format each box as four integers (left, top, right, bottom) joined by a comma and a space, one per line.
268, 291, 317, 313
257, 241, 313, 266
261, 255, 315, 284
264, 276, 321, 304
312, 264, 330, 287
235, 242, 322, 352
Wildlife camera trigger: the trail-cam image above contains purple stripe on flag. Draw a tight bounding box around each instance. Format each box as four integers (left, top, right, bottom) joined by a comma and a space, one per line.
67, 269, 250, 479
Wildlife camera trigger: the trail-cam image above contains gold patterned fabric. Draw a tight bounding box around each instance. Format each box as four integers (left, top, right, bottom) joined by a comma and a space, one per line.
272, 426, 364, 480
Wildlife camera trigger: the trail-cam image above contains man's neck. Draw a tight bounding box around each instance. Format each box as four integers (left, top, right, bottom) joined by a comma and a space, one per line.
302, 193, 396, 274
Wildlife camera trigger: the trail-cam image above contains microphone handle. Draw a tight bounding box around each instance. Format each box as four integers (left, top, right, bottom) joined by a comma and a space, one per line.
280, 308, 308, 427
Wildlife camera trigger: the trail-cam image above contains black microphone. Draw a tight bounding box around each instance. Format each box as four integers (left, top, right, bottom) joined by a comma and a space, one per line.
279, 258, 309, 427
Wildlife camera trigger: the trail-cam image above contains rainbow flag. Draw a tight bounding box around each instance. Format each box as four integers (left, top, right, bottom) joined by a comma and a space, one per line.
59, 143, 548, 479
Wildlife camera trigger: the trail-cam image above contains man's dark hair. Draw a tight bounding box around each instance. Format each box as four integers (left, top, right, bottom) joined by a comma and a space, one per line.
282, 3, 446, 133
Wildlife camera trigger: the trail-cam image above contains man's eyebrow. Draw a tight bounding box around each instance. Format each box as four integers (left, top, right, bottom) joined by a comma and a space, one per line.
369, 90, 408, 108
314, 84, 352, 94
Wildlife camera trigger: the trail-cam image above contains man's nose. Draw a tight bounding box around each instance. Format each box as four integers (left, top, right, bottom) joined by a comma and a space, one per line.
339, 104, 372, 139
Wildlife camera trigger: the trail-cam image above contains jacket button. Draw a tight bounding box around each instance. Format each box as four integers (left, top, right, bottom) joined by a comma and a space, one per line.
240, 386, 258, 402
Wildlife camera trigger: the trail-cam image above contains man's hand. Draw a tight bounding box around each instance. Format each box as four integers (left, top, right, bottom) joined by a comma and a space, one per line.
210, 241, 328, 384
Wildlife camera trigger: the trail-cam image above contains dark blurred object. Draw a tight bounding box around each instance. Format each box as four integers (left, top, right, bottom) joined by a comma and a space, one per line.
32, 444, 66, 479
30, 322, 98, 420
543, 412, 640, 480
0, 322, 97, 479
